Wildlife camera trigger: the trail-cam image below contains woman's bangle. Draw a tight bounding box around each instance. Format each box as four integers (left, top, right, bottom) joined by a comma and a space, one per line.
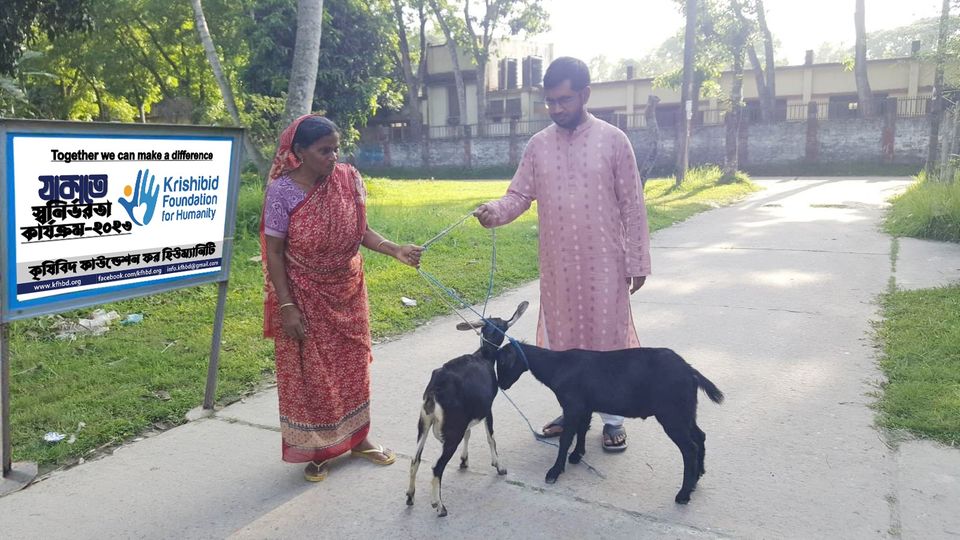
376, 239, 391, 251
279, 302, 296, 310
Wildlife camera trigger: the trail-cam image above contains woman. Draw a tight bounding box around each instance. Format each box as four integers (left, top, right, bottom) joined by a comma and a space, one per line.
261, 115, 422, 481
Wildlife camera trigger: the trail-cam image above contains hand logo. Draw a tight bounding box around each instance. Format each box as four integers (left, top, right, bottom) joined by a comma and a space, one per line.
119, 169, 160, 226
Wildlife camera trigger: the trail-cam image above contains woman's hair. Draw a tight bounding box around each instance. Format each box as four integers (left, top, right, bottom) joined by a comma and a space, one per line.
292, 116, 340, 150
543, 57, 591, 91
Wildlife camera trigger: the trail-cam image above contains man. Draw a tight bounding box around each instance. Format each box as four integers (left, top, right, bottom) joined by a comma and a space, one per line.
475, 56, 651, 452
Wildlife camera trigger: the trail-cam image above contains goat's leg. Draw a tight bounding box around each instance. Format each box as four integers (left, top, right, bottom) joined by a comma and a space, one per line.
406, 411, 432, 505
568, 414, 591, 465
658, 412, 700, 504
693, 423, 706, 477
431, 423, 465, 517
546, 411, 580, 484
459, 427, 471, 469
484, 413, 507, 475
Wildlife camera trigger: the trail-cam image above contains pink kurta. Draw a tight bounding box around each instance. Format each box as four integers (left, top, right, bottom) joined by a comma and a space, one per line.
484, 113, 651, 352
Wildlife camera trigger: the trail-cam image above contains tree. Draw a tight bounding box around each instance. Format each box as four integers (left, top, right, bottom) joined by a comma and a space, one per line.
743, 0, 776, 122
724, 0, 752, 181
0, 0, 90, 74
243, 0, 399, 145
461, 0, 548, 133
676, 0, 698, 186
854, 0, 875, 118
427, 0, 468, 126
282, 0, 325, 127
190, 0, 269, 175
927, 0, 953, 178
392, 0, 429, 139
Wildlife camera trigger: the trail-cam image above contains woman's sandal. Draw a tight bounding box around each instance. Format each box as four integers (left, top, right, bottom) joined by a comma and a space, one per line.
350, 444, 396, 465
304, 459, 330, 482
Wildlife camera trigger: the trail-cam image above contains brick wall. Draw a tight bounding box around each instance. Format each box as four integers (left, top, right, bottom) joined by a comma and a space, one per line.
355, 116, 929, 171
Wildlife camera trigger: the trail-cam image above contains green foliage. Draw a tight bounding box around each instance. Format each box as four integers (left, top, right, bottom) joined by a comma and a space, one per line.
885, 171, 960, 242
242, 0, 399, 146
9, 0, 233, 123
0, 0, 91, 73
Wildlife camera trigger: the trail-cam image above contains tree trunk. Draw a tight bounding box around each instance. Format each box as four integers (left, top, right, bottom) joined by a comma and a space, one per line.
756, 0, 776, 122
282, 0, 325, 127
854, 0, 874, 118
746, 46, 770, 122
926, 0, 951, 179
462, 0, 492, 134
724, 47, 745, 181
676, 0, 697, 186
393, 0, 425, 141
190, 0, 269, 176
429, 0, 468, 128
691, 76, 703, 130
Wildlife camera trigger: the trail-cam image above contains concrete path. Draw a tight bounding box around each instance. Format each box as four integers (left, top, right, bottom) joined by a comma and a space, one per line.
2, 177, 959, 539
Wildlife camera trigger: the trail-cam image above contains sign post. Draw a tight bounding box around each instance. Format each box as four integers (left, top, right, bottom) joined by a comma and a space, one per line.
0, 119, 244, 493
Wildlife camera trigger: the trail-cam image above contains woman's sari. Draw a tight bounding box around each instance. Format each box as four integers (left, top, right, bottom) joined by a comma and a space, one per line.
262, 162, 372, 463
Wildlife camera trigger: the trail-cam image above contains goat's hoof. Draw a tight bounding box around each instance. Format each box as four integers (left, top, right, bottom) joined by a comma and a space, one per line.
568, 452, 582, 464
459, 461, 468, 470
406, 493, 414, 506
497, 467, 507, 476
437, 506, 448, 518
675, 492, 691, 504
545, 468, 561, 484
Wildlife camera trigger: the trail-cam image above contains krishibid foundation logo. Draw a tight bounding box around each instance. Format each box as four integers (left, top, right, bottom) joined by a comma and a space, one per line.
118, 168, 160, 226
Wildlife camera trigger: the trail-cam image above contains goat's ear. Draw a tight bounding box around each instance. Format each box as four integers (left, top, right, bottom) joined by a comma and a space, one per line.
456, 321, 484, 331
506, 301, 530, 328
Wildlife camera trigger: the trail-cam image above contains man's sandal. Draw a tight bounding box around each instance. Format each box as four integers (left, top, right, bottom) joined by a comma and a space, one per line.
350, 444, 396, 465
602, 424, 628, 452
541, 415, 564, 438
304, 460, 329, 482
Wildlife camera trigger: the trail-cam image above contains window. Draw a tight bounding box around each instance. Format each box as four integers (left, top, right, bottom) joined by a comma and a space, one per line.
523, 56, 543, 88
506, 98, 521, 118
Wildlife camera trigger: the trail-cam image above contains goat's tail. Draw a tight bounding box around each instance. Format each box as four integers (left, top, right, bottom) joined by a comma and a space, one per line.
692, 369, 725, 404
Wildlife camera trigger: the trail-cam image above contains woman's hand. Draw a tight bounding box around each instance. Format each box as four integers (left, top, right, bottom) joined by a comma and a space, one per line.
280, 305, 307, 341
394, 244, 424, 268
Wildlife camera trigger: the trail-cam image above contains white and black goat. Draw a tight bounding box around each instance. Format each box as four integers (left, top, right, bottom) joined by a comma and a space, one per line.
495, 341, 724, 504
406, 301, 528, 517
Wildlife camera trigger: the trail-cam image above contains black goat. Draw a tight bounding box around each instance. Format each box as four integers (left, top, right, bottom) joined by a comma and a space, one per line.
406, 301, 528, 517
496, 342, 724, 504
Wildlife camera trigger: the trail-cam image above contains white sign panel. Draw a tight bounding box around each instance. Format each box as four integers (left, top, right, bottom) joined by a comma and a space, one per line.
2, 126, 240, 320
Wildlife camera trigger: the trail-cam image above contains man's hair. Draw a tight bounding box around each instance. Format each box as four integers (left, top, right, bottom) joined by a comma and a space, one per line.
543, 57, 591, 91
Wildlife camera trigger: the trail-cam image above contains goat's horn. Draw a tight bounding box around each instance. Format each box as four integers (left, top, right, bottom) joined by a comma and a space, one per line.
456, 321, 484, 331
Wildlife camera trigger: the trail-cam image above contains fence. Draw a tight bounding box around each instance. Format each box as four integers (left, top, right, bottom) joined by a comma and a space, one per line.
362, 96, 934, 144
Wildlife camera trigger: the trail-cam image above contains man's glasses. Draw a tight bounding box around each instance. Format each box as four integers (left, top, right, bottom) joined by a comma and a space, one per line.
545, 95, 579, 108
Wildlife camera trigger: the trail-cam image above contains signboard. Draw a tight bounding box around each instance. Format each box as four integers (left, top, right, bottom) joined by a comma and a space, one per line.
1, 120, 244, 322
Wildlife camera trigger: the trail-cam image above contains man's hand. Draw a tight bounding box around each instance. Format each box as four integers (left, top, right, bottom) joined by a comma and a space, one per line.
627, 276, 646, 294
474, 204, 496, 228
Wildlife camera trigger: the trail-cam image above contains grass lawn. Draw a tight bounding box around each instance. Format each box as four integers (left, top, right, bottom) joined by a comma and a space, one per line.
876, 285, 960, 446
877, 173, 960, 446
7, 166, 758, 470
884, 171, 960, 242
